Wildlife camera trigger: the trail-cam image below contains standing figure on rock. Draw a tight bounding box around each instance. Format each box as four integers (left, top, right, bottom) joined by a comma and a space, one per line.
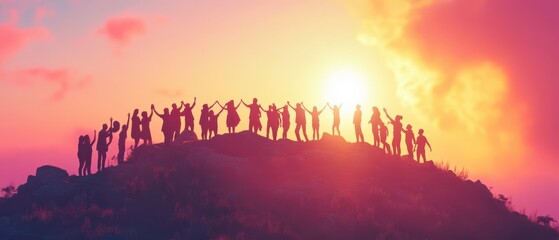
170, 103, 184, 142
77, 136, 85, 176
208, 108, 225, 139
402, 124, 416, 160
278, 105, 290, 140
117, 113, 130, 164
288, 101, 309, 142
353, 105, 364, 143
242, 98, 262, 134
302, 103, 327, 141
327, 103, 342, 136
368, 107, 382, 148
199, 101, 219, 140
219, 100, 241, 133
153, 104, 174, 145
383, 108, 403, 156
379, 122, 391, 155
261, 104, 282, 140
131, 109, 142, 148
415, 129, 432, 163
140, 108, 154, 146
181, 98, 197, 132
97, 119, 114, 172
83, 133, 96, 176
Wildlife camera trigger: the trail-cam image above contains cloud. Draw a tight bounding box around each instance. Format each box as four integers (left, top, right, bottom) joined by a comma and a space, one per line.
353, 0, 559, 164
97, 15, 147, 52
12, 67, 91, 101
0, 10, 50, 67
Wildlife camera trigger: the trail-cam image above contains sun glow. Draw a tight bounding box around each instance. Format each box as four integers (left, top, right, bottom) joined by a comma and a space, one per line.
323, 68, 369, 106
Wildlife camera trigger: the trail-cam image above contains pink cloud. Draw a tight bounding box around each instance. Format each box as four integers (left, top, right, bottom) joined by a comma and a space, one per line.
0, 11, 50, 66
97, 15, 147, 51
12, 67, 91, 101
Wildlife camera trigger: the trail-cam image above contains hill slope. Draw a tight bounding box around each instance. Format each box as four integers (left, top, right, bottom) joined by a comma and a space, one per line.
0, 131, 556, 239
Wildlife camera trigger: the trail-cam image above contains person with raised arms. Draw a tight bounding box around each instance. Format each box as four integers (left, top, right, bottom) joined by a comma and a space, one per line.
170, 103, 184, 142
260, 104, 282, 140
140, 108, 154, 146
241, 98, 262, 134
218, 100, 241, 133
199, 101, 219, 140
302, 103, 327, 141
152, 104, 174, 145
277, 105, 290, 140
383, 107, 403, 156
181, 98, 197, 132
288, 101, 309, 142
368, 106, 382, 148
130, 109, 142, 148
117, 113, 130, 164
327, 103, 343, 136
353, 105, 364, 143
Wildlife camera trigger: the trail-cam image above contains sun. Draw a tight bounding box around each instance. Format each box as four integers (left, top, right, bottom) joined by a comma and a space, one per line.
323, 68, 368, 107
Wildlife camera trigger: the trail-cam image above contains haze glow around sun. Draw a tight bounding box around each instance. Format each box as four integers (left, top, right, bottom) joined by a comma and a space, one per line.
323, 68, 369, 107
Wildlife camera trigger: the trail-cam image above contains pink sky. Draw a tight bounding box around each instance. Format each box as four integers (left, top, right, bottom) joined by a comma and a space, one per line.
0, 0, 558, 220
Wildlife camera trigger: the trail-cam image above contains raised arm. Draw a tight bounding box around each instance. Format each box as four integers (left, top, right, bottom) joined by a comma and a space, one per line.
191, 97, 197, 109
327, 103, 333, 110
216, 107, 225, 116
287, 101, 296, 110
149, 107, 154, 119
318, 104, 328, 114
240, 99, 250, 107
235, 101, 242, 109
339, 103, 343, 109
126, 113, 130, 128
107, 134, 113, 146
91, 130, 97, 146
177, 102, 184, 111
259, 105, 268, 112
302, 104, 311, 114
209, 101, 219, 109
152, 105, 162, 118
383, 108, 394, 123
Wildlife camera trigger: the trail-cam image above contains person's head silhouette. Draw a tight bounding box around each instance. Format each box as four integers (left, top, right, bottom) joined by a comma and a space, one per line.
133, 109, 139, 116
373, 106, 379, 114
406, 124, 412, 130
253, 98, 258, 104
283, 106, 288, 111
142, 111, 148, 118
268, 105, 273, 111
122, 124, 129, 131
203, 104, 209, 110
102, 124, 108, 131
396, 115, 403, 121
164, 108, 169, 115
84, 135, 91, 144
356, 104, 361, 110
419, 129, 424, 135
185, 103, 191, 108
334, 105, 339, 110
172, 103, 178, 110
296, 103, 301, 108
209, 110, 215, 117
313, 106, 318, 112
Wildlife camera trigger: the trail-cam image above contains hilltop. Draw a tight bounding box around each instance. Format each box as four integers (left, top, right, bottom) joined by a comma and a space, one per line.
0, 131, 556, 239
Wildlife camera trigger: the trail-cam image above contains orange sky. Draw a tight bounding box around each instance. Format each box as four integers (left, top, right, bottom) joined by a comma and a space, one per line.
0, 0, 558, 219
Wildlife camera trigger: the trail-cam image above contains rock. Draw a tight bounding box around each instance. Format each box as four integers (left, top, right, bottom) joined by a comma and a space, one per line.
175, 130, 198, 143
36, 165, 69, 181
320, 133, 346, 143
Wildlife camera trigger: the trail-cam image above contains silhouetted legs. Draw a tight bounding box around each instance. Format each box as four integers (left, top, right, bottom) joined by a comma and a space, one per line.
228, 127, 236, 134
78, 158, 85, 177
133, 138, 140, 149
271, 125, 279, 140
381, 140, 392, 155
266, 122, 271, 139
185, 121, 194, 132
312, 123, 320, 140
417, 149, 426, 163
392, 137, 401, 156
163, 130, 173, 145
332, 122, 340, 136
373, 128, 380, 148
201, 125, 208, 140
294, 123, 309, 142
97, 151, 107, 172
354, 124, 364, 142
84, 157, 92, 176
282, 123, 290, 139
172, 129, 180, 142
406, 141, 414, 160
117, 143, 125, 164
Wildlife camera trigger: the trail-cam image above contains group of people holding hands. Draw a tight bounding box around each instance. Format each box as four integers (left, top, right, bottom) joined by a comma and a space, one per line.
76, 97, 432, 176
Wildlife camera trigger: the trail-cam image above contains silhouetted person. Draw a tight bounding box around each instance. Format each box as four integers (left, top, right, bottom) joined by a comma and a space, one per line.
383, 108, 403, 156
415, 129, 432, 163
170, 103, 184, 141
242, 98, 262, 133
379, 122, 391, 155
402, 124, 416, 160
208, 108, 225, 138
368, 107, 382, 148
117, 113, 130, 164
327, 103, 343, 136
199, 102, 218, 140
97, 120, 113, 172
140, 109, 154, 146
219, 100, 241, 133
288, 101, 309, 142
181, 97, 196, 132
77, 136, 85, 176
153, 104, 174, 145
82, 133, 95, 176
303, 103, 327, 140
278, 105, 290, 139
131, 109, 142, 148
261, 104, 282, 140
353, 105, 364, 143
